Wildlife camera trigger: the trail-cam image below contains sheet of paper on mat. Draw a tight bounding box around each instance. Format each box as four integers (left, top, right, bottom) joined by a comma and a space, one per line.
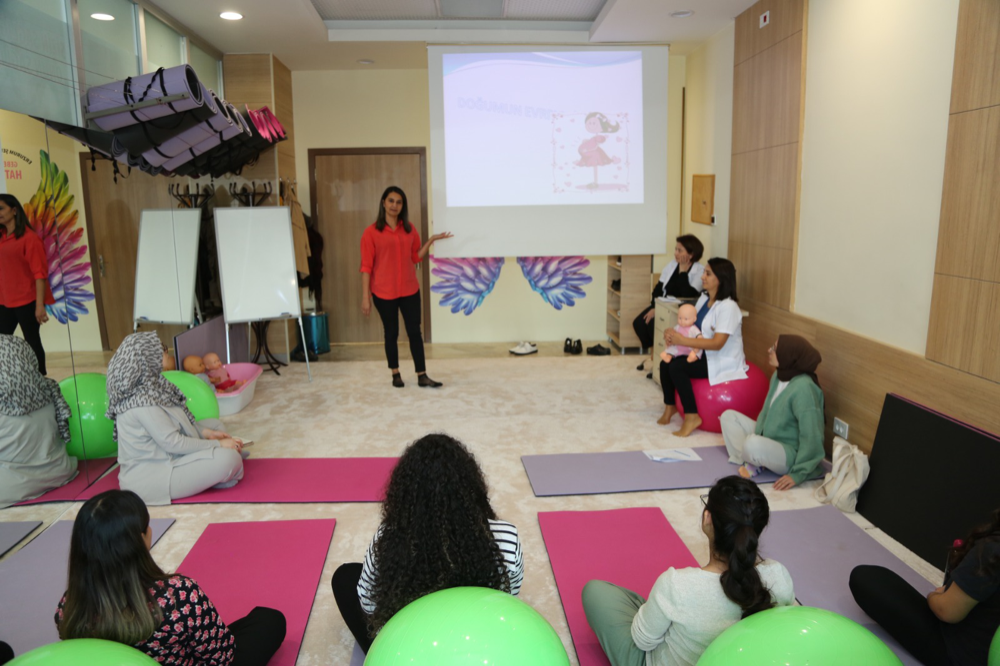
643, 448, 703, 463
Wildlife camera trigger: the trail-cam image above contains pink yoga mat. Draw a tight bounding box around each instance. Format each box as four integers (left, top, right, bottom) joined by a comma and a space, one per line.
78, 457, 397, 503
14, 458, 116, 505
178, 520, 336, 666
538, 508, 699, 666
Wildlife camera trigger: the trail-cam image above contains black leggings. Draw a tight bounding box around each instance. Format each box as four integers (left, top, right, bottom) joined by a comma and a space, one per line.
0, 302, 45, 375
372, 291, 425, 373
659, 355, 708, 413
230, 606, 287, 666
632, 306, 654, 350
332, 563, 374, 654
849, 565, 950, 665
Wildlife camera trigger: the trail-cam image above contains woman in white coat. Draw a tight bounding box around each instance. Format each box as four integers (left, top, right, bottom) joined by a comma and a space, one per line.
633, 235, 705, 357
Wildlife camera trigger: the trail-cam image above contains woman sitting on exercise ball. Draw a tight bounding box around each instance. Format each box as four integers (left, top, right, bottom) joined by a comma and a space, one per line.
719, 334, 825, 491
332, 433, 523, 653
658, 258, 748, 437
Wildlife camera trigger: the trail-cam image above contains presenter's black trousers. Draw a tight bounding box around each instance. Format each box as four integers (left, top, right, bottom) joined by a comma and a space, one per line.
660, 355, 708, 413
0, 302, 46, 375
372, 291, 426, 373
332, 562, 374, 654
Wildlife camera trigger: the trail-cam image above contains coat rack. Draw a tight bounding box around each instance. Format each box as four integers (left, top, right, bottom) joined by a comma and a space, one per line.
228, 181, 272, 207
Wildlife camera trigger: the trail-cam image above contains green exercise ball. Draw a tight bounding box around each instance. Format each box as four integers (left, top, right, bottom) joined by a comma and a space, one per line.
9, 639, 158, 665
697, 606, 902, 665
365, 587, 569, 665
989, 623, 1000, 666
162, 370, 219, 421
58, 373, 116, 459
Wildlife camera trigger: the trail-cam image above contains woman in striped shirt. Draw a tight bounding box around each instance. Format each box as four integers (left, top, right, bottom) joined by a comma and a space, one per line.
332, 433, 523, 653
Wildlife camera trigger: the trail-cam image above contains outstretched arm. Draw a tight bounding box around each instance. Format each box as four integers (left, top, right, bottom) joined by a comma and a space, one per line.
417, 232, 454, 261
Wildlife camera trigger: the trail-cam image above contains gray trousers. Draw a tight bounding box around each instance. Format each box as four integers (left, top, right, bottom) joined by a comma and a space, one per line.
168, 446, 244, 500
581, 580, 647, 666
719, 410, 789, 473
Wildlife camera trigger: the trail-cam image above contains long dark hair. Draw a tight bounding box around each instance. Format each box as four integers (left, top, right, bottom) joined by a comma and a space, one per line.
950, 507, 1000, 578
374, 186, 412, 233
369, 433, 509, 633
706, 476, 773, 618
59, 490, 170, 644
0, 193, 29, 239
707, 257, 739, 303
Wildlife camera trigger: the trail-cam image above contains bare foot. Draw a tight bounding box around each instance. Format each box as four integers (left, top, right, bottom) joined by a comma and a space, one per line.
673, 413, 702, 437
657, 405, 677, 425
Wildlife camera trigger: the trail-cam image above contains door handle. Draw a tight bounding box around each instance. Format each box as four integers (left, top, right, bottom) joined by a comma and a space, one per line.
98, 254, 105, 278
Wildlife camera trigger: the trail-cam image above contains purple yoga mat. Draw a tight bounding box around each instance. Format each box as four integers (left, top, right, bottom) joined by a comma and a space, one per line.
522, 446, 828, 496
78, 457, 398, 504
178, 520, 336, 666
14, 458, 116, 505
87, 65, 204, 131
0, 521, 41, 557
765, 505, 934, 666
0, 518, 173, 657
141, 85, 228, 166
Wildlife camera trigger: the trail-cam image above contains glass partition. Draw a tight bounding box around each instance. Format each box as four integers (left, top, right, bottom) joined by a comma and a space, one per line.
144, 12, 184, 73
189, 43, 222, 96
78, 0, 140, 88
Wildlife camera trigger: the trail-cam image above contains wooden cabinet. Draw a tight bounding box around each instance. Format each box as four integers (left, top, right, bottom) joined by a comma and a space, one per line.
606, 255, 652, 353
652, 299, 681, 386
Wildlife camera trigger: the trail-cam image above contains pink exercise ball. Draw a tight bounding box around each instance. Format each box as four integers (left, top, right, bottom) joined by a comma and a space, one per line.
676, 362, 770, 433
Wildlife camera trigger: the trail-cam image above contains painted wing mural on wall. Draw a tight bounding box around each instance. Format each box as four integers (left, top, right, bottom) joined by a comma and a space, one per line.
24, 151, 95, 324
430, 255, 593, 315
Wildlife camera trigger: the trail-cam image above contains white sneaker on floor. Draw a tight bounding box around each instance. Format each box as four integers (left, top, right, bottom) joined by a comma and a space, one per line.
509, 341, 525, 354
510, 342, 538, 356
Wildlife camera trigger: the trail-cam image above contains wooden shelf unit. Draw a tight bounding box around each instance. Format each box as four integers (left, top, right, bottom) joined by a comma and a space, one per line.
607, 255, 652, 353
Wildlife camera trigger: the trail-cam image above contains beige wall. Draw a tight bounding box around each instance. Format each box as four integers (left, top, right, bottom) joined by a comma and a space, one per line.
681, 23, 735, 263
794, 0, 960, 353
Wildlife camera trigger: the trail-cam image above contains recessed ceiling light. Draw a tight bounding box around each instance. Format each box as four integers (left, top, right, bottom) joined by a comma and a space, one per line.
670, 10, 694, 18
357, 59, 375, 65
90, 13, 115, 20
220, 11, 243, 20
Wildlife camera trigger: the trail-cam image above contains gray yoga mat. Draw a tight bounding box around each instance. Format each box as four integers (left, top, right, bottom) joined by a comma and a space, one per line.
764, 505, 935, 666
0, 521, 41, 557
522, 445, 827, 496
0, 518, 174, 658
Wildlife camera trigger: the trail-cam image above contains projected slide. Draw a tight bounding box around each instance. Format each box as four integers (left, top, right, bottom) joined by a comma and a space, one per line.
443, 52, 644, 207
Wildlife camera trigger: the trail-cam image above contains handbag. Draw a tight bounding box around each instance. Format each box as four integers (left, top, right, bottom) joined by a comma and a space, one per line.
813, 436, 870, 513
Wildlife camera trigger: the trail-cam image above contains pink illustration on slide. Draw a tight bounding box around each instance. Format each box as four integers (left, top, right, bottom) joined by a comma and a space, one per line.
551, 112, 630, 194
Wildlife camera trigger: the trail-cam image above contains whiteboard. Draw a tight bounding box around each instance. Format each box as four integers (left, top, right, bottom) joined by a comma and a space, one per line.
214, 207, 301, 324
134, 209, 201, 325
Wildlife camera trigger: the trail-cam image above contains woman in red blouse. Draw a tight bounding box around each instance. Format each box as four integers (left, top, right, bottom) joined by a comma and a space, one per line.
56, 489, 286, 666
361, 186, 451, 388
0, 194, 53, 375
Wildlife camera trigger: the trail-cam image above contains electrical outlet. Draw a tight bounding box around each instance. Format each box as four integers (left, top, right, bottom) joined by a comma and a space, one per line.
711, 214, 716, 225
833, 417, 849, 440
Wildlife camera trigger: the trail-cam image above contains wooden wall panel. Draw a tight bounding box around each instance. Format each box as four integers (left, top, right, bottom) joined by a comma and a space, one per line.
734, 0, 805, 66
732, 33, 803, 154
222, 54, 273, 110
949, 0, 1000, 114
729, 144, 798, 248
730, 242, 793, 307
273, 57, 296, 183
926, 275, 1000, 382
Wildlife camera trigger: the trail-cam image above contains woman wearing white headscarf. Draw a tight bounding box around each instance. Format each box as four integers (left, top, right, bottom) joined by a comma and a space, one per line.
107, 332, 244, 506
0, 334, 78, 507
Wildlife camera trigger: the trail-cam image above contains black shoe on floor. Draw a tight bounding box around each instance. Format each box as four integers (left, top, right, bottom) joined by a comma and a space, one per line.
646, 371, 653, 379
418, 374, 443, 388
564, 337, 573, 353
392, 374, 404, 388
571, 339, 583, 355
636, 360, 646, 371
587, 344, 611, 356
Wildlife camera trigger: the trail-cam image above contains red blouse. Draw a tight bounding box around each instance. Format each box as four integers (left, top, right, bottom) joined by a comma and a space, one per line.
56, 575, 235, 665
359, 221, 421, 300
0, 227, 55, 308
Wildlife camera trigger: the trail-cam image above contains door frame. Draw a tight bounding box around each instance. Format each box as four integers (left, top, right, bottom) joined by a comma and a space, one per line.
308, 147, 431, 342
78, 152, 112, 351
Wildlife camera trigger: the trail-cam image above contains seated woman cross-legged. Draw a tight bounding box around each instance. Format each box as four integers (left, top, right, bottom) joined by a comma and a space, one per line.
582, 476, 795, 666
106, 332, 245, 506
720, 335, 825, 491
332, 433, 524, 654
658, 258, 748, 437
56, 489, 286, 666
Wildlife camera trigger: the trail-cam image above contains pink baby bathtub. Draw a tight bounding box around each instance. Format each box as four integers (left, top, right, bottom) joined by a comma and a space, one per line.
215, 363, 264, 416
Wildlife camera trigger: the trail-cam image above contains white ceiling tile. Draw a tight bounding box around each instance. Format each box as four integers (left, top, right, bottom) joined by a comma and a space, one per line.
310, 0, 439, 21
505, 0, 607, 21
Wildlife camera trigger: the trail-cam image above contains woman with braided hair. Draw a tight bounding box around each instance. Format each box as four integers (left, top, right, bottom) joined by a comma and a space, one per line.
582, 476, 794, 666
331, 433, 523, 653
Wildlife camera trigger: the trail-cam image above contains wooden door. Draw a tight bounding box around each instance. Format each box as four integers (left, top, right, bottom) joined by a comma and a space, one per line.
309, 149, 429, 343
79, 155, 189, 350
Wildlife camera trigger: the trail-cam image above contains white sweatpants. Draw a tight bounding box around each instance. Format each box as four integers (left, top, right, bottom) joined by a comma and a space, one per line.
719, 410, 789, 474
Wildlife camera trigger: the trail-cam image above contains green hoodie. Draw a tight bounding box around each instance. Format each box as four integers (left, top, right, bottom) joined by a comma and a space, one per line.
754, 373, 825, 484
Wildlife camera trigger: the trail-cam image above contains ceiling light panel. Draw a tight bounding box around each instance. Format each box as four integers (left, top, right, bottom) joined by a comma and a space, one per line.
505, 0, 606, 21
439, 0, 504, 19
309, 0, 438, 20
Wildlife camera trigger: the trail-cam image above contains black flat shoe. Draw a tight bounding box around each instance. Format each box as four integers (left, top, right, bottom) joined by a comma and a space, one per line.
392, 374, 404, 388
587, 344, 611, 356
418, 375, 443, 388
572, 340, 583, 355
636, 361, 646, 371
563, 337, 573, 353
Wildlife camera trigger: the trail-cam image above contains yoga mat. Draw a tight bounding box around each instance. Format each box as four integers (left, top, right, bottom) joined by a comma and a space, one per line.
0, 518, 173, 657
86, 65, 205, 131
0, 521, 41, 557
13, 458, 116, 506
523, 446, 828, 496
539, 508, 699, 666
765, 505, 933, 666
177, 519, 336, 666
78, 457, 398, 503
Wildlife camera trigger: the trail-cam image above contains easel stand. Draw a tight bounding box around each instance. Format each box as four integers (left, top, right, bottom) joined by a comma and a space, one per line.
227, 316, 311, 382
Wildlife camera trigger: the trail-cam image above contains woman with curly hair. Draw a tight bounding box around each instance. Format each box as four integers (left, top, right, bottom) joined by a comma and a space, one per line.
851, 507, 1000, 665
331, 433, 523, 653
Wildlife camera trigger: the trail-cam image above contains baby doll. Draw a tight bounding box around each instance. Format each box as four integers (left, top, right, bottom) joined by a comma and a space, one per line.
181, 355, 213, 387
203, 352, 243, 393
660, 303, 703, 364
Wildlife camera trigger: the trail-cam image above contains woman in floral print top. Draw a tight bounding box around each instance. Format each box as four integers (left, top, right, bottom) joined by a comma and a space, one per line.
54, 490, 285, 666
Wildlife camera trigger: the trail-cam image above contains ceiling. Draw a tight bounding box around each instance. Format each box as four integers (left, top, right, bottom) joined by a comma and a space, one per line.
153, 0, 758, 70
